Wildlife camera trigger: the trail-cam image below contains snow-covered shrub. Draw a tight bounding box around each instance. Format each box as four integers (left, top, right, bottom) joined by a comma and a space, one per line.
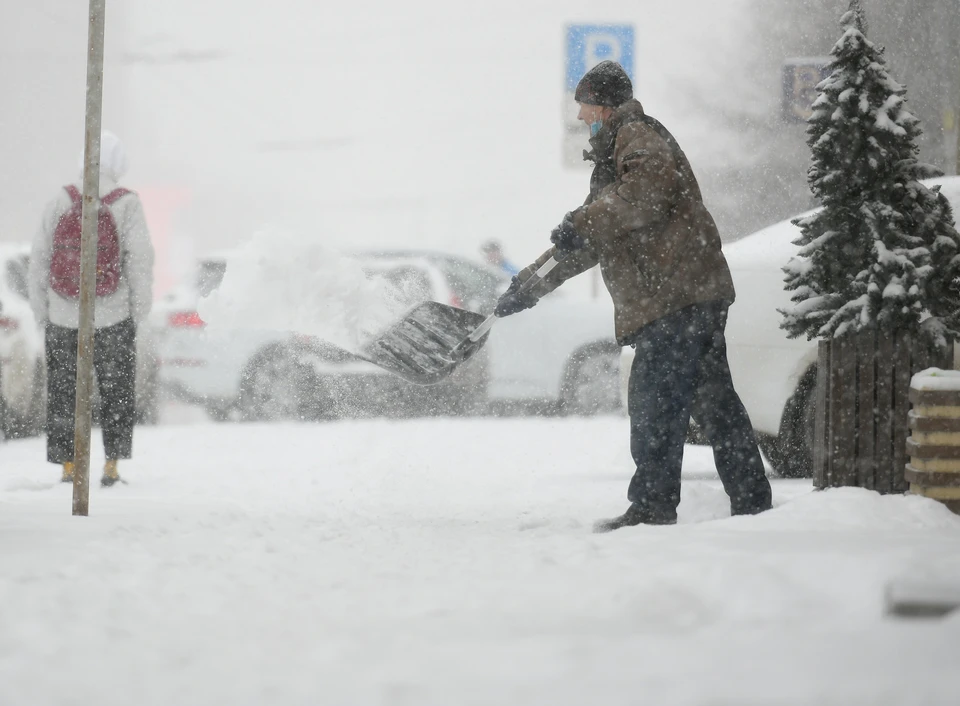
780, 0, 960, 346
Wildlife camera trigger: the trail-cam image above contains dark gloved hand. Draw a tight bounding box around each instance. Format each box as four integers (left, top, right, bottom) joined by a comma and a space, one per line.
550, 211, 587, 253
494, 276, 538, 317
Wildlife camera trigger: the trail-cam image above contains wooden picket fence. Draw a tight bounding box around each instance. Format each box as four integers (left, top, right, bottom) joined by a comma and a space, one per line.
813, 329, 952, 492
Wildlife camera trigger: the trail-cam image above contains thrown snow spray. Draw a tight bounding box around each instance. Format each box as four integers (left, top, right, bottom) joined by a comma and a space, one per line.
197, 228, 414, 352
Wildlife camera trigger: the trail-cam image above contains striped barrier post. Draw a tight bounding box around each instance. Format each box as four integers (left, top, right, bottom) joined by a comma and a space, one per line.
906, 368, 960, 514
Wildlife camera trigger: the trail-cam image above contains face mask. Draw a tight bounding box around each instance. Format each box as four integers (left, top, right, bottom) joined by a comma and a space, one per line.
590, 120, 603, 137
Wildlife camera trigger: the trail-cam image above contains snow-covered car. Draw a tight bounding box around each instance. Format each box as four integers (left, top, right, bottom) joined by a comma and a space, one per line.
0, 244, 161, 437
153, 255, 377, 421
621, 175, 960, 478
157, 250, 621, 421
0, 246, 45, 438
368, 251, 622, 415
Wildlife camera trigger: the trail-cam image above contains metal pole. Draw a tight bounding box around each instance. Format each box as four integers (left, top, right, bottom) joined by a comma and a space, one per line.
73, 0, 107, 517
955, 111, 960, 176
955, 0, 960, 174
955, 43, 960, 175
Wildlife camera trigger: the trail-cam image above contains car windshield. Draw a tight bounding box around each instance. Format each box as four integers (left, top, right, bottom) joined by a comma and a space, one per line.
196, 260, 227, 298
5, 256, 30, 300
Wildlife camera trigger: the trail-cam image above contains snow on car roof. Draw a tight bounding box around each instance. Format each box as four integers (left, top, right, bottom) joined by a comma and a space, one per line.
926, 175, 960, 207
723, 209, 817, 270
724, 175, 960, 271
0, 242, 30, 259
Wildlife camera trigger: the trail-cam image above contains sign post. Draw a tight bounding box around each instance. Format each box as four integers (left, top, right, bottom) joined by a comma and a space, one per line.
73, 0, 107, 517
563, 24, 634, 168
564, 25, 634, 298
781, 57, 832, 124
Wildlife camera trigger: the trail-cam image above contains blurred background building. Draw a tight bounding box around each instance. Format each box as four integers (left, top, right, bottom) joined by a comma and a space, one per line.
1, 0, 958, 298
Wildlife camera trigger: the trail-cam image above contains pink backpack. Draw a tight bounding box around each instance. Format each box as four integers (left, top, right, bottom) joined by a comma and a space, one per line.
49, 185, 130, 298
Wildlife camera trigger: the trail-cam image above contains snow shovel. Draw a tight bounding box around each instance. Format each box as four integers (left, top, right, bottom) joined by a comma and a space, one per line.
361, 254, 564, 385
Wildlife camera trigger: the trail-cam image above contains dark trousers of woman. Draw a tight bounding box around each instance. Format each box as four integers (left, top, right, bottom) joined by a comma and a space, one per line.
626, 301, 773, 523
45, 318, 137, 464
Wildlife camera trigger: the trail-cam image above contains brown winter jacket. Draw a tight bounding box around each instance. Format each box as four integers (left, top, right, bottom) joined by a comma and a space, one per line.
518, 99, 735, 345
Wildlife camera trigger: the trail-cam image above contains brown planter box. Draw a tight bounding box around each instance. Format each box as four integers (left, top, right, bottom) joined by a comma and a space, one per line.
814, 330, 951, 493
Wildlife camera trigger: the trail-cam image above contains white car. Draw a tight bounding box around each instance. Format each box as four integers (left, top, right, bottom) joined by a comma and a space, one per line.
368, 251, 623, 414
623, 175, 960, 478
0, 244, 161, 438
153, 256, 350, 421
156, 250, 622, 421
0, 245, 45, 438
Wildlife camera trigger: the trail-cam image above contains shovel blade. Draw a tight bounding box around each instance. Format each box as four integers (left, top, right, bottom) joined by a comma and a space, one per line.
361, 301, 489, 385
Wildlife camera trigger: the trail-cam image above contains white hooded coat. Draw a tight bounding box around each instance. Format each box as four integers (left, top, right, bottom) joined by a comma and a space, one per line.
28, 131, 154, 330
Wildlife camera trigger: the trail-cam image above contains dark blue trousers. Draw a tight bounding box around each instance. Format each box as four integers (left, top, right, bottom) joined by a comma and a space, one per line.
45, 319, 137, 464
626, 301, 772, 521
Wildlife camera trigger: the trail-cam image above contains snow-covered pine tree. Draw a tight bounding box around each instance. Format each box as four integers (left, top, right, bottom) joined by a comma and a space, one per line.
781, 0, 960, 345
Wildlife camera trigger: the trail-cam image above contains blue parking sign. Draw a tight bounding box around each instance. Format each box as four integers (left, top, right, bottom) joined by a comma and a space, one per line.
566, 25, 635, 91
563, 25, 634, 167
781, 57, 832, 123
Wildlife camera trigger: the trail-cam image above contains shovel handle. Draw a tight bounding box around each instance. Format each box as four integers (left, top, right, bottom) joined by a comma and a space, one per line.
518, 253, 564, 294
466, 253, 564, 343
467, 313, 498, 343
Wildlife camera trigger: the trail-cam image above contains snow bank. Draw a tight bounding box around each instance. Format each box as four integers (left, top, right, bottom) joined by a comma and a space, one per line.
3, 418, 960, 706
723, 486, 960, 532
196, 228, 411, 351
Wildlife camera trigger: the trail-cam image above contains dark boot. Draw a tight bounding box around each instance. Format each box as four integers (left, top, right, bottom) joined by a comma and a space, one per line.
731, 500, 772, 517
593, 503, 677, 533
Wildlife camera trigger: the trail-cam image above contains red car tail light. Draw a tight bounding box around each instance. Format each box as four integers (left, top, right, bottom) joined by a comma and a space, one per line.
0, 316, 19, 331
168, 311, 206, 328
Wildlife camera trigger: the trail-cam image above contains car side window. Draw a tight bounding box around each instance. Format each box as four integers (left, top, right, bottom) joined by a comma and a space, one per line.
436, 259, 506, 307
5, 257, 30, 299
197, 261, 227, 298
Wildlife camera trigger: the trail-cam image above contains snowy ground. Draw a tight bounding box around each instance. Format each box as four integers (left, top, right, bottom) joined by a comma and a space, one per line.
2, 411, 960, 705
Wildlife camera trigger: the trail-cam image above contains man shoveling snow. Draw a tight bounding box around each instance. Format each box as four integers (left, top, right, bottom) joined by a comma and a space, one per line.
493, 61, 773, 530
